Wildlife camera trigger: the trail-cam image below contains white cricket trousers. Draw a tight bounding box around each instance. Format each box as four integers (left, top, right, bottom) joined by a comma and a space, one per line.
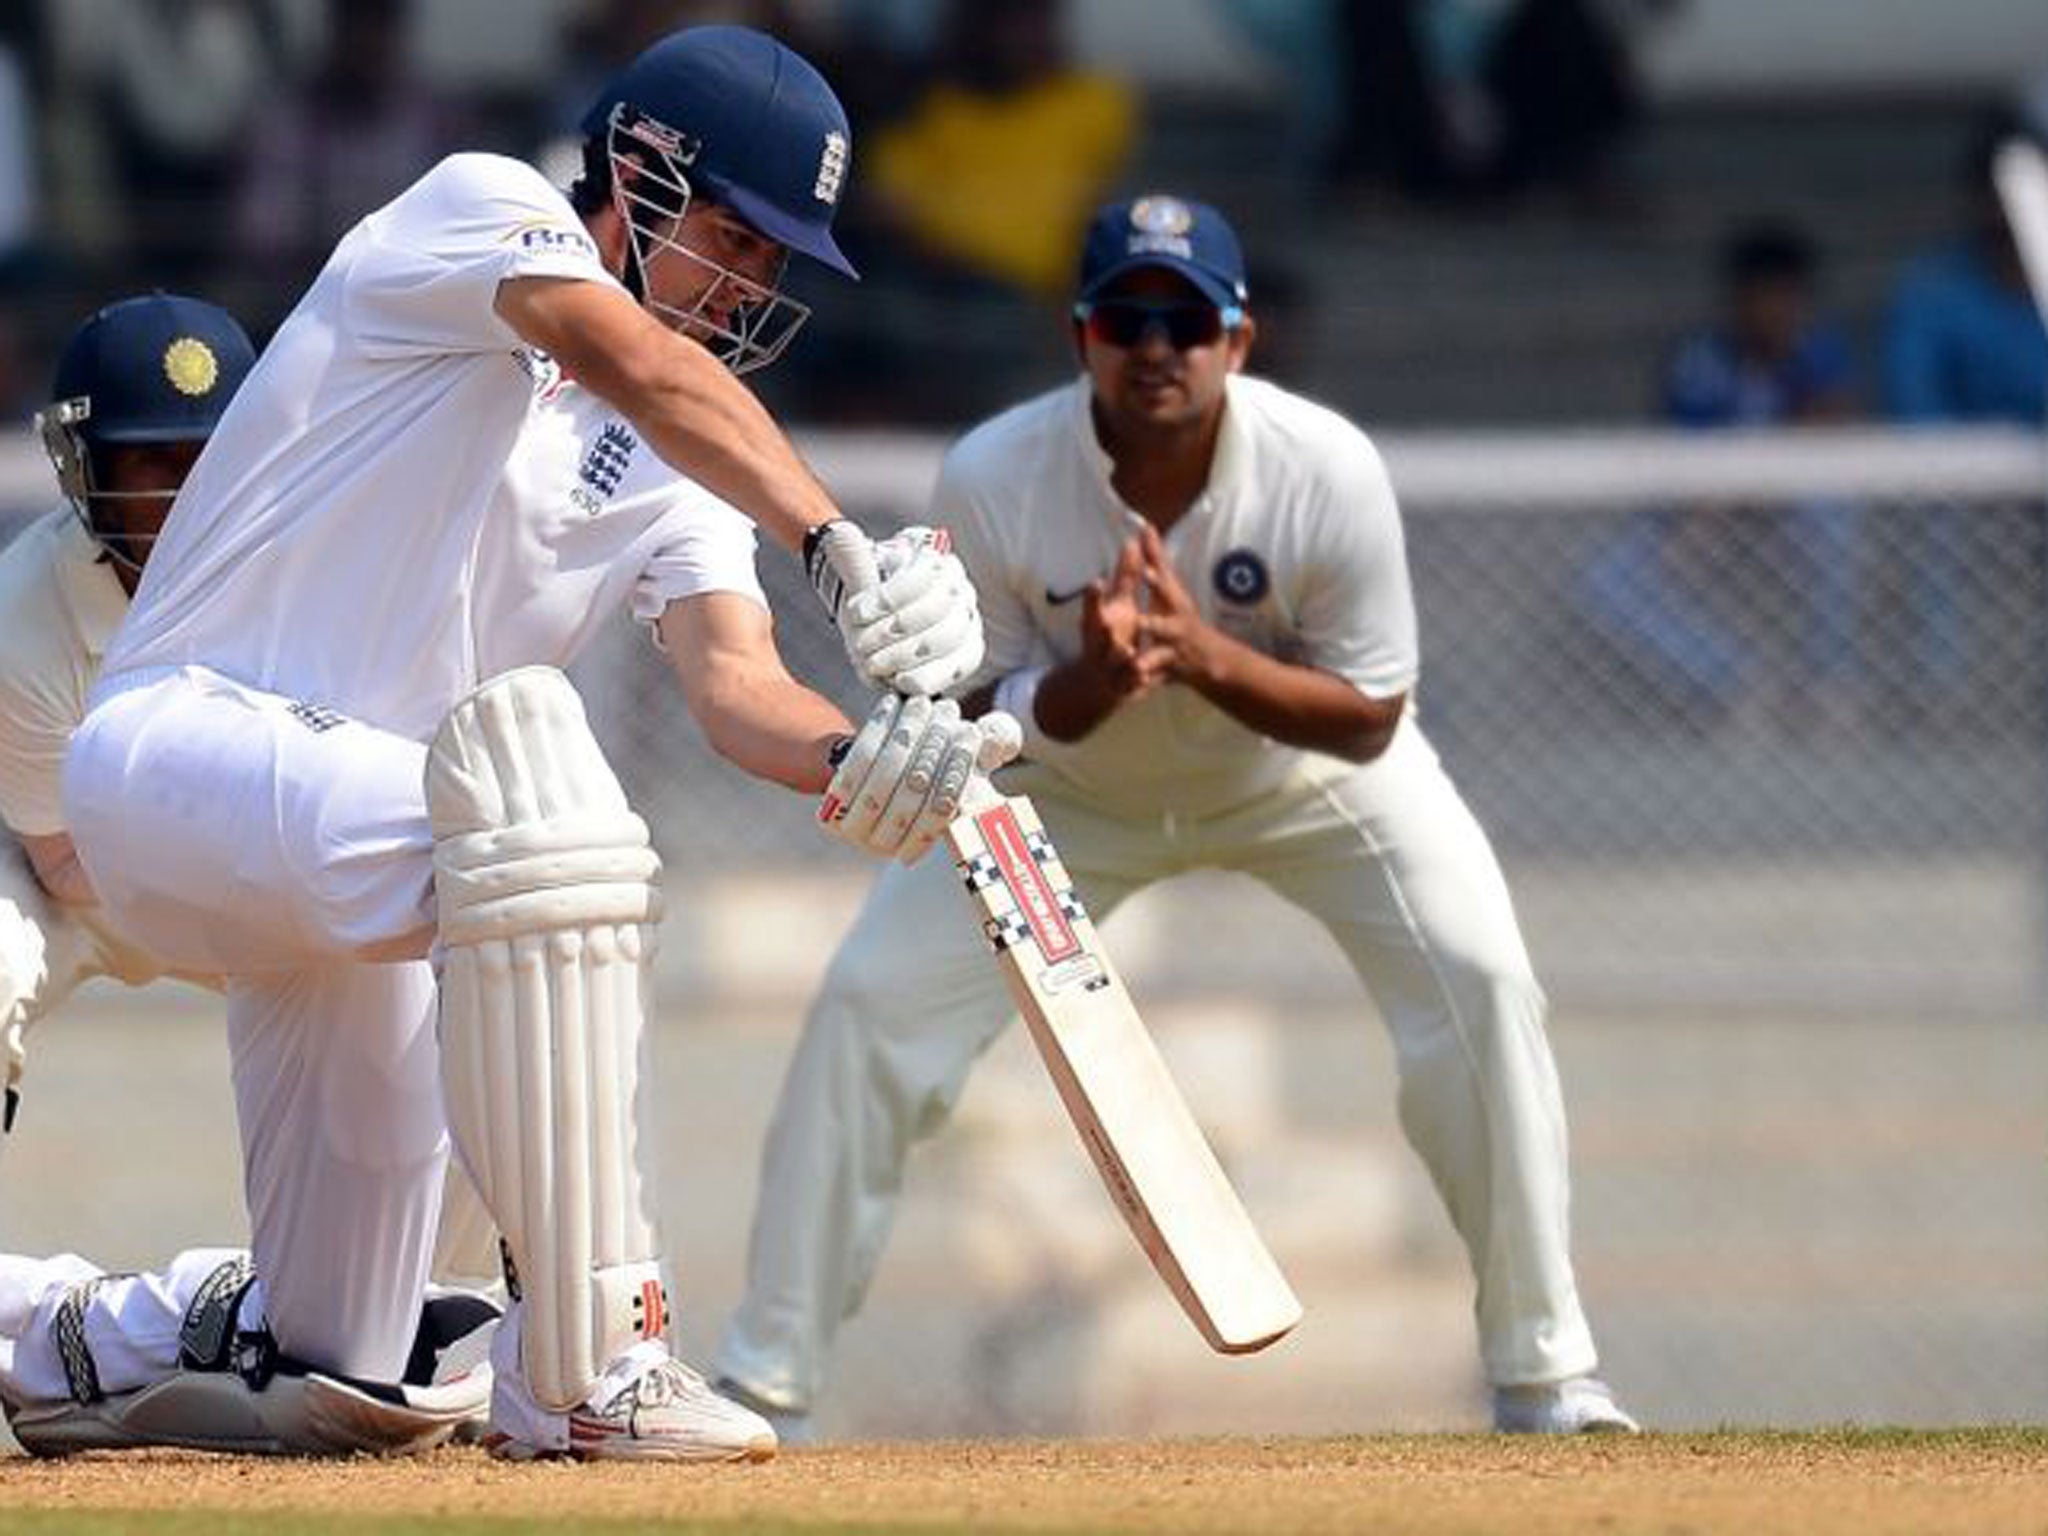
61, 667, 449, 1383
717, 719, 1598, 1410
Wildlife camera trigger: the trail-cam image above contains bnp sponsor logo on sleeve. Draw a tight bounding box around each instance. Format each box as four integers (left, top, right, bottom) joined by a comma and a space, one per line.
509, 220, 597, 258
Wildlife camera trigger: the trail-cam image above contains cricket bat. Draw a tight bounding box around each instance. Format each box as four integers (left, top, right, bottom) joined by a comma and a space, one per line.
826, 526, 1299, 1352
943, 773, 1302, 1354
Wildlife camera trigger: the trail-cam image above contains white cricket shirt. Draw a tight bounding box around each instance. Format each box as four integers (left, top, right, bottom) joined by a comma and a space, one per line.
941, 374, 1418, 820
0, 511, 129, 836
103, 153, 764, 741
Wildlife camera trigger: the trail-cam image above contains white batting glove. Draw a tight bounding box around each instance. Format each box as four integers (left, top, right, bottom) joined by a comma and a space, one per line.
805, 522, 985, 697
818, 695, 1020, 864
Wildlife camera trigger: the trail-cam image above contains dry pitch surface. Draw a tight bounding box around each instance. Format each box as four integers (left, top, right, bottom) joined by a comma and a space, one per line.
1, 1432, 2046, 1535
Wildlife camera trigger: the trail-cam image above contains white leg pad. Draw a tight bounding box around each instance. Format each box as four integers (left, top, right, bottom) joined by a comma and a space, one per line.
427, 667, 669, 1412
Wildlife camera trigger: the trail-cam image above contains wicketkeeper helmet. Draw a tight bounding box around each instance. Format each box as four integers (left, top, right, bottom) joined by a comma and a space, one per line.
37, 293, 255, 573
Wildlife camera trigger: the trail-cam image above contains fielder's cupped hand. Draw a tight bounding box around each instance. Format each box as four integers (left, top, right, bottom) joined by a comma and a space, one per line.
818, 695, 1020, 863
807, 522, 985, 696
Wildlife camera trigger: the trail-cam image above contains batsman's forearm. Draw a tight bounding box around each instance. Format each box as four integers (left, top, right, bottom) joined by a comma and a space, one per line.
619, 356, 840, 556
697, 679, 852, 793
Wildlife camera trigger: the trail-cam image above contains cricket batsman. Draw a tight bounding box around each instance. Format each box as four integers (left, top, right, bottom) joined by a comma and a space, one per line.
46, 24, 1008, 1463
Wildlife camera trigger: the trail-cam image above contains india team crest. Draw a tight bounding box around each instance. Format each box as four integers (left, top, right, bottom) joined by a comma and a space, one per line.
163, 337, 219, 397
1128, 196, 1194, 237
1212, 548, 1270, 605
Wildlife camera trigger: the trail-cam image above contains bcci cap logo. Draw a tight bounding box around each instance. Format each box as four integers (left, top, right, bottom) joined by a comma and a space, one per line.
163, 336, 219, 398
1129, 196, 1194, 238
1124, 196, 1195, 262
1079, 192, 1249, 311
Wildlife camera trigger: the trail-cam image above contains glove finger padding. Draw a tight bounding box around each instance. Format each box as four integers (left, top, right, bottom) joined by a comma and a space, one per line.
889, 707, 1022, 864
819, 698, 1018, 864
819, 694, 927, 853
890, 710, 990, 864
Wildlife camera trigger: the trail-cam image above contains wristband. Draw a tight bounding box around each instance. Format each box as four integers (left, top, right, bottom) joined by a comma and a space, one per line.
992, 665, 1051, 756
803, 523, 842, 616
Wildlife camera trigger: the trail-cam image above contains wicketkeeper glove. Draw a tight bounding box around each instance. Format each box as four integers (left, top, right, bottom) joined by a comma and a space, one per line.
805, 522, 985, 697
818, 695, 1020, 864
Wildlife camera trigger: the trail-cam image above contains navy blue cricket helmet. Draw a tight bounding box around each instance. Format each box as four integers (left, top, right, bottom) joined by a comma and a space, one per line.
38, 293, 256, 569
581, 24, 856, 280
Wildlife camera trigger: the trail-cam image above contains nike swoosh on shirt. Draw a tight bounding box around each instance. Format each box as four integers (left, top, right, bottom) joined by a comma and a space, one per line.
1044, 584, 1091, 606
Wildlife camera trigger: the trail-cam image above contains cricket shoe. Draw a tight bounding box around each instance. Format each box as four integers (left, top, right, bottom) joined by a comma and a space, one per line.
485, 1339, 776, 1463
1492, 1374, 1640, 1434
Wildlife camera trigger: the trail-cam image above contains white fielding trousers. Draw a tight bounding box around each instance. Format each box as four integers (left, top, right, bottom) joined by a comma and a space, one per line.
716, 719, 1598, 1410
61, 668, 449, 1383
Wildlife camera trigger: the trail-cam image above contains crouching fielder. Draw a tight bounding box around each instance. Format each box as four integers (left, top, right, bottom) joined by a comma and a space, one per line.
0, 293, 260, 1148
53, 22, 1005, 1464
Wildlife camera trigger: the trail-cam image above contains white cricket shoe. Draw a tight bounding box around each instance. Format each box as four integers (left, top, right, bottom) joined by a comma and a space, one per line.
485, 1339, 776, 1463
1492, 1374, 1640, 1434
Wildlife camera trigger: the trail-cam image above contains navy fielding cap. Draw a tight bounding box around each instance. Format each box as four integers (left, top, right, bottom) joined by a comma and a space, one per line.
583, 25, 857, 278
52, 293, 257, 442
1077, 194, 1248, 310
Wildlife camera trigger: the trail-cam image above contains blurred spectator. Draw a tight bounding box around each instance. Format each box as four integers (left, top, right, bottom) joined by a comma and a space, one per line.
1209, 0, 1349, 193
1882, 108, 2048, 689
77, 0, 305, 289
865, 0, 1136, 300
1248, 0, 1669, 210
233, 0, 463, 320
0, 25, 41, 421
785, 0, 1134, 424
1581, 221, 1862, 729
1481, 0, 1663, 210
1884, 113, 2048, 426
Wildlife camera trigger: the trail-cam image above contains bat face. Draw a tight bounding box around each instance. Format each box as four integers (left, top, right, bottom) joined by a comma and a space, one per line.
947, 788, 1301, 1354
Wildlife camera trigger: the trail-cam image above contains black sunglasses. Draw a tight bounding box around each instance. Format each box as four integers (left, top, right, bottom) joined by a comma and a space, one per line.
1074, 299, 1243, 350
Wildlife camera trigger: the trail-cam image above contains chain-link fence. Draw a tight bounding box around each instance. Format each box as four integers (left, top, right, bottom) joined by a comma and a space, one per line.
1, 425, 2043, 1434
580, 425, 2048, 1012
